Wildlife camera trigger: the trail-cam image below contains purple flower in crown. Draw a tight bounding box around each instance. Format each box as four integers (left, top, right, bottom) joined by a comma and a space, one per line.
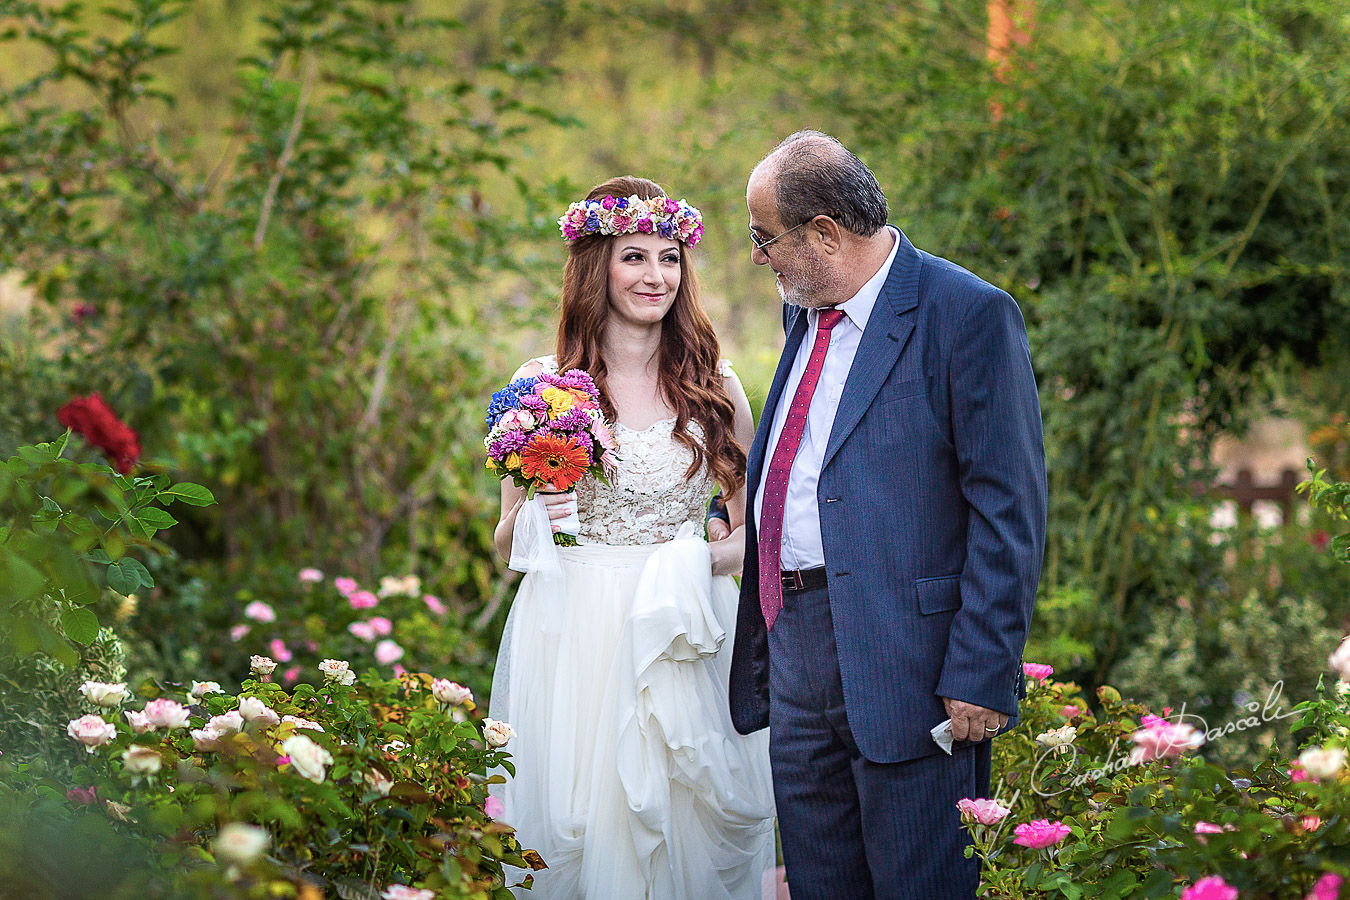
601, 196, 617, 211
562, 224, 580, 240
585, 212, 602, 231
636, 218, 655, 234
658, 220, 677, 240
615, 197, 629, 210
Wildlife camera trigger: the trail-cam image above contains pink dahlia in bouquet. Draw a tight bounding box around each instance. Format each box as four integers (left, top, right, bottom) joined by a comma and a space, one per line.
485, 368, 616, 545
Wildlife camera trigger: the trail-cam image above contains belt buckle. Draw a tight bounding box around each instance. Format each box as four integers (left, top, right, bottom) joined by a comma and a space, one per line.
780, 570, 804, 592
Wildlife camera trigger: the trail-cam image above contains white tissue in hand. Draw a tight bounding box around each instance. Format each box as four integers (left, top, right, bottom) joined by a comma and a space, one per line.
931, 718, 954, 755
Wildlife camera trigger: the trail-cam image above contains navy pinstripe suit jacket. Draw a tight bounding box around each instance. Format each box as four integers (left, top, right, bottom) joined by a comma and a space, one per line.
728, 228, 1048, 764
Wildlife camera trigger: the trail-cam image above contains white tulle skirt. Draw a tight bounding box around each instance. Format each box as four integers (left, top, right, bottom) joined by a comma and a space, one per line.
489, 532, 776, 900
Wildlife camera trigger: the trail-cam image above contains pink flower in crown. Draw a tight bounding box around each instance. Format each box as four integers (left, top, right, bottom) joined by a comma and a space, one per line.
1023, 663, 1053, 681
1012, 819, 1071, 849
562, 224, 580, 240
610, 213, 633, 232
636, 218, 655, 234
1180, 876, 1238, 900
600, 195, 617, 211
1309, 873, 1343, 900
664, 198, 679, 215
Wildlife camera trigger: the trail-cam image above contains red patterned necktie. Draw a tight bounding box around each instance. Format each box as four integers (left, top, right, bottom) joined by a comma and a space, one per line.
759, 307, 846, 629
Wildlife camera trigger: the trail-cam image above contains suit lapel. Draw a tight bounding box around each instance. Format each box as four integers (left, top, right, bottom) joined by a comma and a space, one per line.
821, 231, 923, 472
746, 306, 809, 505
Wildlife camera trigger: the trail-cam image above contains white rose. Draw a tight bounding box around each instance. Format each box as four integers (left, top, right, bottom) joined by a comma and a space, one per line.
482, 718, 516, 748
282, 714, 324, 732
1298, 746, 1348, 780
142, 698, 191, 730
190, 681, 223, 699
250, 655, 277, 676
363, 769, 393, 797
431, 679, 472, 706
1036, 725, 1078, 754
1331, 638, 1350, 682
238, 697, 280, 726
79, 681, 129, 707
123, 710, 154, 734
122, 745, 162, 775
1337, 680, 1350, 699
319, 658, 356, 685
67, 715, 117, 751
214, 822, 269, 864
208, 710, 245, 735
382, 739, 408, 755
281, 734, 334, 784
381, 886, 434, 900
192, 726, 223, 751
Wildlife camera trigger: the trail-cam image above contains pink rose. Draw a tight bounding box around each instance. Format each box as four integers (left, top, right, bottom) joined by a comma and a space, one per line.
334, 576, 359, 597
956, 797, 1011, 825
269, 639, 293, 663
1060, 705, 1081, 719
1302, 815, 1323, 833
283, 666, 300, 683
298, 567, 323, 583
1129, 719, 1204, 763
142, 698, 191, 729
1180, 876, 1238, 900
1012, 819, 1071, 849
423, 594, 447, 616
485, 795, 505, 819
67, 785, 99, 805
1192, 821, 1234, 845
1309, 873, 1344, 900
123, 710, 153, 734
1022, 663, 1053, 682
369, 616, 393, 637
230, 624, 251, 641
349, 621, 376, 642
67, 715, 116, 751
349, 590, 379, 610
243, 601, 275, 623
375, 640, 404, 666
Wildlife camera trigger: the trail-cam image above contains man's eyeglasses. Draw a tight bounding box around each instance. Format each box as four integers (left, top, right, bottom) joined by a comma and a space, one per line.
749, 220, 809, 254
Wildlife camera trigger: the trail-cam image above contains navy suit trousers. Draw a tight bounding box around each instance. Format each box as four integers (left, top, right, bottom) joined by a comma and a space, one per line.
768, 582, 992, 900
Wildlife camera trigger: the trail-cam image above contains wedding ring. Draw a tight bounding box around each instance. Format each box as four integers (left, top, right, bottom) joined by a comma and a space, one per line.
984, 725, 1000, 732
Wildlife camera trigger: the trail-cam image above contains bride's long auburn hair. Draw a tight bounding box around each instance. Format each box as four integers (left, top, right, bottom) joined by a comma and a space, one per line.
556, 176, 746, 496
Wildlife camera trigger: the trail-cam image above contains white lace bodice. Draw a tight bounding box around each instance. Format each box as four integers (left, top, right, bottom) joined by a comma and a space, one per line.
528, 355, 725, 546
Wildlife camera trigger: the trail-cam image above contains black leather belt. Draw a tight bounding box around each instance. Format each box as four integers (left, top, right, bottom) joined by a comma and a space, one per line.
780, 567, 828, 592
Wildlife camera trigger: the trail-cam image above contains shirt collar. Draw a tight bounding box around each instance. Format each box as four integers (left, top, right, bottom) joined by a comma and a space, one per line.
812, 225, 899, 334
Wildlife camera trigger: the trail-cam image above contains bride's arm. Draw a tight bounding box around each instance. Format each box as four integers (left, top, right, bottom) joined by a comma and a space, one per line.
709, 370, 755, 577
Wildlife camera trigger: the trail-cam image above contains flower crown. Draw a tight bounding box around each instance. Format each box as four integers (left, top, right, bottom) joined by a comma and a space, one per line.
558, 194, 704, 247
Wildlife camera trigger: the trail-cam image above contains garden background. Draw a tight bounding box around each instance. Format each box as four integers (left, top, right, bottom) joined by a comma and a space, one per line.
3, 0, 1350, 896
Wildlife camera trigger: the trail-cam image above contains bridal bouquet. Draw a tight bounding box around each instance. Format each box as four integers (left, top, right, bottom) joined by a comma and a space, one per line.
485, 368, 616, 546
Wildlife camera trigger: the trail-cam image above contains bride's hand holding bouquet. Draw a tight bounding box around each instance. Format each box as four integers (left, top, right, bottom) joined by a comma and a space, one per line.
485, 368, 616, 547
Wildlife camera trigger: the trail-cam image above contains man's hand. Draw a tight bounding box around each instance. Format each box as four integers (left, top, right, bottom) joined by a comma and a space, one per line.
941, 696, 1008, 743
707, 517, 731, 542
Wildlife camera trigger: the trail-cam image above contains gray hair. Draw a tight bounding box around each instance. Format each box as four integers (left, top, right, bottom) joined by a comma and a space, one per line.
764, 130, 889, 237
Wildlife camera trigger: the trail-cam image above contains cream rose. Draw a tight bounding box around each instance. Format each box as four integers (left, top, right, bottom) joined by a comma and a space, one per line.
67, 715, 116, 751
319, 658, 356, 685
190, 680, 223, 699
208, 710, 245, 735
1035, 725, 1078, 754
431, 679, 472, 706
238, 696, 280, 726
122, 745, 162, 775
363, 769, 394, 797
78, 680, 129, 707
1331, 637, 1350, 682
142, 698, 191, 730
282, 714, 324, 732
281, 734, 334, 784
123, 710, 153, 734
250, 655, 277, 676
1298, 746, 1348, 781
214, 822, 269, 864
482, 718, 516, 748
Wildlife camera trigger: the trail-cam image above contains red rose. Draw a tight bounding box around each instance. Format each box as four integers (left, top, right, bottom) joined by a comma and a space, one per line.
57, 394, 141, 474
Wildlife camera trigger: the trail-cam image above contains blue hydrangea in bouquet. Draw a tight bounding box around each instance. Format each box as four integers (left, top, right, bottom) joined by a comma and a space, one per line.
485, 369, 617, 545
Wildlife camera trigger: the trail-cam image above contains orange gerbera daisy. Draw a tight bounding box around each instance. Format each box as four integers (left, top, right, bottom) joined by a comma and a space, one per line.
520, 433, 591, 491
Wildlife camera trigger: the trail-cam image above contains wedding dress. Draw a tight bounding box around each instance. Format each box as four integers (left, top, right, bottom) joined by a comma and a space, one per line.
489, 357, 776, 900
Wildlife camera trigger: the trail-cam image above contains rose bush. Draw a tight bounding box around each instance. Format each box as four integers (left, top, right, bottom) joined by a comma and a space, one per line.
40, 665, 539, 898
962, 665, 1350, 897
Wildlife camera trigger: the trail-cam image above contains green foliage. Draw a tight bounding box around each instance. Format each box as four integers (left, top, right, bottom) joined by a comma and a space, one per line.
1301, 455, 1350, 566
976, 673, 1350, 897
5, 670, 535, 898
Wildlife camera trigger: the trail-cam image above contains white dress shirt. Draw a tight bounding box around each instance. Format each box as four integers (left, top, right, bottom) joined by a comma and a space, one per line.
754, 226, 900, 570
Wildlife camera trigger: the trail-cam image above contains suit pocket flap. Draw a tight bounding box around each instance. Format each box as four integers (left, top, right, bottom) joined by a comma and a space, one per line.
915, 574, 962, 615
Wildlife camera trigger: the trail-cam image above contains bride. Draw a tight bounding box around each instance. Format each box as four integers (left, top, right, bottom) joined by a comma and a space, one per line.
488, 176, 776, 899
